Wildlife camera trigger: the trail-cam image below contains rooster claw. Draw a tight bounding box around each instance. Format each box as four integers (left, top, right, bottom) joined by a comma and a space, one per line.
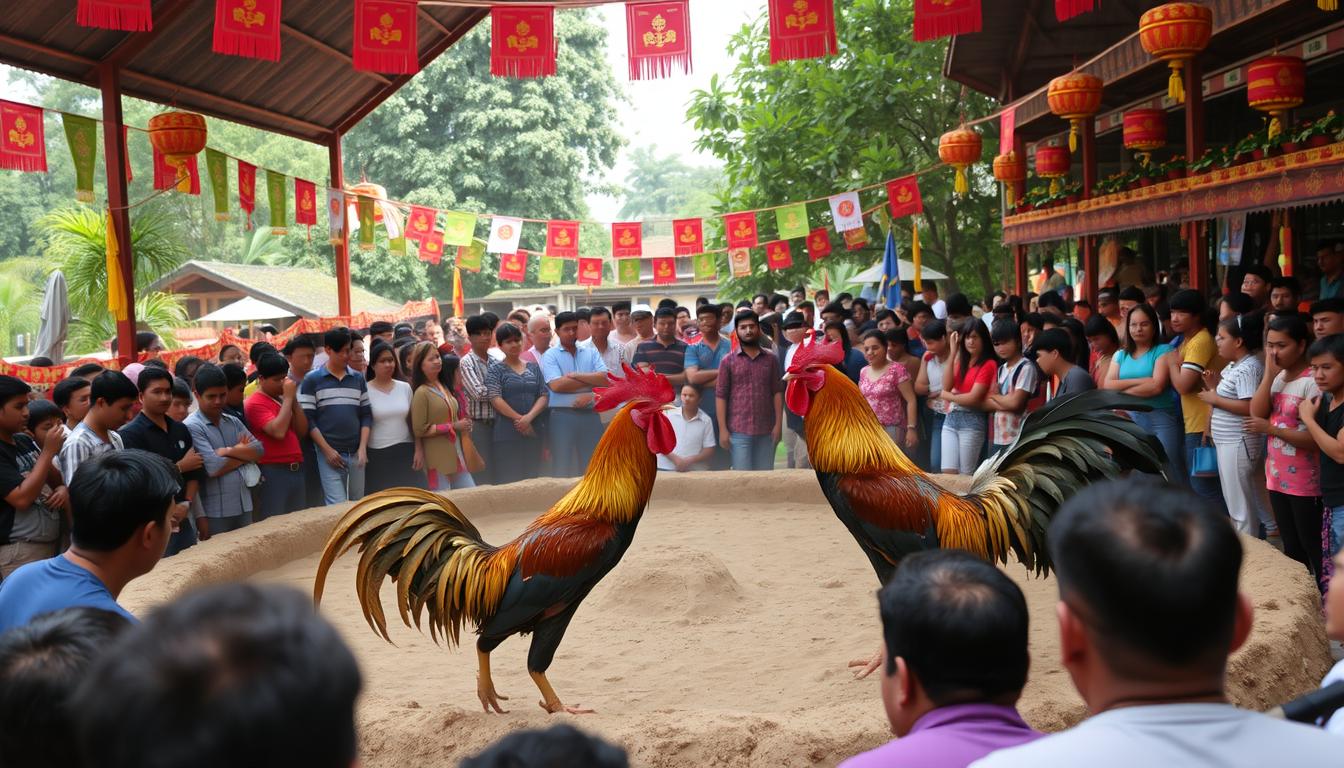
539, 699, 595, 715
478, 687, 510, 714
848, 648, 883, 680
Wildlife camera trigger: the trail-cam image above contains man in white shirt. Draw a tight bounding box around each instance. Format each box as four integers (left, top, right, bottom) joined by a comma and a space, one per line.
922, 284, 948, 319
657, 385, 716, 472
610, 301, 637, 347
972, 480, 1339, 768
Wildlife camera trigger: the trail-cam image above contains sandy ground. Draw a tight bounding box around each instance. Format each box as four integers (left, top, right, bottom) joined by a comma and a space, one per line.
124, 471, 1333, 768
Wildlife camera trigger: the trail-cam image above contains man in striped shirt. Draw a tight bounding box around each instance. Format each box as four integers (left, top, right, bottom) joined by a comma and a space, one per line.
56, 371, 137, 484
459, 315, 500, 485
299, 328, 372, 505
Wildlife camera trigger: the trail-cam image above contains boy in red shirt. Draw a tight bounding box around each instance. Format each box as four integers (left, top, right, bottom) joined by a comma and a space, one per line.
244, 354, 307, 520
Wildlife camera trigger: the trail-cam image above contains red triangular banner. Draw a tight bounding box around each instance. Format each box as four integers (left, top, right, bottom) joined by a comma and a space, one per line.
238, 160, 257, 228
0, 101, 46, 173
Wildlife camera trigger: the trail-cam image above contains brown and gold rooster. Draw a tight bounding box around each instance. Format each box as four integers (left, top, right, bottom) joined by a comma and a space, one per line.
313, 365, 676, 714
784, 335, 1165, 675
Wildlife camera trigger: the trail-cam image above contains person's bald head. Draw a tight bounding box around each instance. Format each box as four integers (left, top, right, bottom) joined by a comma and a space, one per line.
527, 314, 553, 353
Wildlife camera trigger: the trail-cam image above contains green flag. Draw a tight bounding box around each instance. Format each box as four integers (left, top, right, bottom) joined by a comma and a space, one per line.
693, 252, 717, 282
358, 195, 376, 251
443, 211, 478, 247
456, 238, 485, 271
205, 148, 229, 221
775, 203, 809, 240
388, 237, 407, 257
538, 255, 565, 284
618, 258, 641, 286
266, 170, 288, 234
62, 114, 97, 203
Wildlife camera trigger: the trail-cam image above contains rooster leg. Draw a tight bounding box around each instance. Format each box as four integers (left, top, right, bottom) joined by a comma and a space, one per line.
847, 646, 883, 679
476, 647, 510, 714
530, 670, 595, 715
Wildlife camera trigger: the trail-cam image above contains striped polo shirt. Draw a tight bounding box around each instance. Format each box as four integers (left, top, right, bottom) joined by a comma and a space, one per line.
298, 366, 372, 453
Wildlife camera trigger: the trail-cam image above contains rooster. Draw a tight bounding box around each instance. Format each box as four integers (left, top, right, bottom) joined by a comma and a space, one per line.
783, 335, 1165, 675
313, 365, 676, 715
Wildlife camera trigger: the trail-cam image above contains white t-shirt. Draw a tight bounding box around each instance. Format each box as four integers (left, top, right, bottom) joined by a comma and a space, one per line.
366, 379, 413, 449
930, 298, 948, 319
1210, 354, 1264, 446
970, 703, 1340, 768
1323, 658, 1344, 734
656, 408, 716, 471
925, 353, 952, 415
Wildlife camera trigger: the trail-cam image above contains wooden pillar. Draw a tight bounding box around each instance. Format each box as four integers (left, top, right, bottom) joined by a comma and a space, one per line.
99, 65, 137, 367
1083, 236, 1098, 303
1014, 245, 1029, 296
328, 134, 352, 317
1080, 115, 1099, 302
1184, 59, 1207, 293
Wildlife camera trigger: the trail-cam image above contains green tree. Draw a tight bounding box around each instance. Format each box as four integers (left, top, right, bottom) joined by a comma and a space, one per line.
686, 0, 1003, 299
619, 145, 722, 219
0, 258, 44, 356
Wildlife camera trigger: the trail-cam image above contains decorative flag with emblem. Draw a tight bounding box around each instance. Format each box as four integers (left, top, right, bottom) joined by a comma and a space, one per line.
806, 227, 832, 262
611, 222, 643, 258
388, 236, 407, 257
238, 160, 257, 227
729, 248, 752, 278
693, 252, 717, 282
775, 203, 809, 240
266, 170, 288, 235
327, 188, 344, 245
828, 191, 863, 233
626, 1, 692, 80
499, 250, 529, 283
353, 0, 418, 74
547, 220, 580, 258
294, 179, 317, 230
651, 256, 677, 285
405, 205, 437, 245
723, 211, 759, 249
443, 211, 477, 247
538, 255, 565, 283
491, 6, 556, 78
487, 216, 523, 253
913, 0, 981, 42
673, 218, 704, 255
152, 146, 199, 194
357, 195, 376, 251
2, 101, 48, 173
886, 175, 923, 218
766, 241, 793, 271
452, 266, 466, 317
419, 228, 445, 264
767, 0, 837, 63
213, 0, 282, 61
843, 227, 869, 251
78, 0, 152, 31
618, 258, 641, 285
881, 229, 902, 308
578, 257, 604, 287
457, 240, 485, 272
61, 114, 96, 202
1000, 107, 1016, 155
205, 148, 229, 220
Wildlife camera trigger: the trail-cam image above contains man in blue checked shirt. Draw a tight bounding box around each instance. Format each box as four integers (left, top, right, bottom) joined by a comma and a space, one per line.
299, 328, 372, 505
541, 311, 608, 477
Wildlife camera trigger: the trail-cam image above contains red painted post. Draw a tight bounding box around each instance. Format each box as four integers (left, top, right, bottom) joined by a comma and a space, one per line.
328, 135, 351, 317
99, 64, 137, 367
1185, 59, 1207, 293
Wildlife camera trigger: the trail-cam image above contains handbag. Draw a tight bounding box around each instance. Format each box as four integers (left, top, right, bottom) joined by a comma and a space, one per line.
1190, 436, 1218, 478
460, 432, 486, 474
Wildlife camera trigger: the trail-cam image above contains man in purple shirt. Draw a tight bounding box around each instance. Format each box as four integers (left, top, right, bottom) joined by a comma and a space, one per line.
715, 311, 783, 471
841, 550, 1041, 768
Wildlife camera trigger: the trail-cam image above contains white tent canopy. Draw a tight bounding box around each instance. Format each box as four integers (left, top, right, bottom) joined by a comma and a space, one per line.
196, 296, 296, 323
848, 260, 949, 285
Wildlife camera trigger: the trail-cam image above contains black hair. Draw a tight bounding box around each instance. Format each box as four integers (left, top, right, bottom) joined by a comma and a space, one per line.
1037, 290, 1065, 312
218, 343, 242, 362
480, 312, 500, 329
248, 342, 276, 364
1020, 312, 1045, 331
875, 309, 898, 326
1117, 286, 1145, 303
135, 366, 174, 394
921, 318, 947, 342
675, 305, 691, 317
370, 320, 394, 336
797, 300, 814, 312
736, 300, 751, 309
193, 364, 228, 395
1217, 311, 1264, 353
1061, 317, 1089, 368
74, 584, 361, 768
461, 724, 628, 768
657, 298, 678, 310
735, 309, 761, 327
170, 377, 193, 403
172, 355, 204, 381
69, 363, 104, 379
69, 449, 180, 551
143, 359, 168, 371
851, 297, 870, 311
821, 301, 850, 319
256, 353, 289, 379
946, 293, 974, 318
883, 328, 909, 350
282, 336, 315, 356
89, 371, 138, 406
1032, 327, 1074, 360
1084, 314, 1120, 345
221, 363, 247, 389
1220, 292, 1254, 315
589, 306, 611, 320
956, 317, 993, 370
695, 303, 720, 318
1309, 332, 1344, 362
752, 293, 770, 304
1269, 276, 1300, 296
909, 301, 933, 319
133, 331, 159, 354
835, 291, 853, 303
27, 356, 53, 367
579, 307, 596, 322
860, 329, 886, 346
1049, 479, 1243, 678
654, 307, 677, 321
1241, 263, 1273, 284
553, 311, 579, 329
824, 320, 852, 353
52, 377, 90, 409
440, 355, 463, 396
879, 550, 1029, 704
1122, 303, 1163, 356
0, 607, 132, 768
464, 315, 491, 336
1266, 313, 1310, 345
991, 318, 1023, 348
494, 323, 523, 345
0, 374, 29, 408
366, 342, 397, 377
323, 328, 351, 355
1311, 297, 1344, 316
26, 398, 61, 432
612, 300, 631, 314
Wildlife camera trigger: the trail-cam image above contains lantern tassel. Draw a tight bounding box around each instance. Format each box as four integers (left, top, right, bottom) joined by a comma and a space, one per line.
954, 167, 969, 196
1167, 61, 1185, 104
173, 162, 191, 193
1268, 113, 1283, 140
1004, 182, 1016, 207
1138, 151, 1152, 167
1320, 0, 1337, 10
1069, 122, 1079, 153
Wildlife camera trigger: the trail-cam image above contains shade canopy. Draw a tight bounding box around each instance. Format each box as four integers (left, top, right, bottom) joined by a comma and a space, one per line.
197, 296, 296, 323
849, 260, 949, 285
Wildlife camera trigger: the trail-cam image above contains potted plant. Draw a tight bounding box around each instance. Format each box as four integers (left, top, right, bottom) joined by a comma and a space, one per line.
1189, 148, 1219, 175
1235, 132, 1262, 164
1063, 180, 1082, 205
1160, 155, 1187, 180
1294, 111, 1341, 150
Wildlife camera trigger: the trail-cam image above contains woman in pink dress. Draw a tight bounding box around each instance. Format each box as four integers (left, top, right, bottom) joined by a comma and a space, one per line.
859, 330, 919, 449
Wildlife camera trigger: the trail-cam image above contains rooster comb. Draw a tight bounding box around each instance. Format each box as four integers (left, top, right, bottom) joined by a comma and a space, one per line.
594, 364, 675, 413
786, 330, 844, 373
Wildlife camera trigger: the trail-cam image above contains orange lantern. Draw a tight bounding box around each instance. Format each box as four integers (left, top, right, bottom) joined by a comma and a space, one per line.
1047, 73, 1103, 152
1123, 108, 1168, 165
992, 152, 1026, 206
938, 126, 982, 197
1138, 3, 1212, 104
1034, 145, 1071, 194
1247, 54, 1305, 139
147, 110, 207, 193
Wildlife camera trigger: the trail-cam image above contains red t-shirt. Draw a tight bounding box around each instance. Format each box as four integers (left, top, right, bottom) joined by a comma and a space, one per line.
954, 358, 997, 394
244, 391, 302, 464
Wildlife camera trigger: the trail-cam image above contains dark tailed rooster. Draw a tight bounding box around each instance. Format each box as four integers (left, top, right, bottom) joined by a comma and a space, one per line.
784, 335, 1165, 675
313, 365, 676, 714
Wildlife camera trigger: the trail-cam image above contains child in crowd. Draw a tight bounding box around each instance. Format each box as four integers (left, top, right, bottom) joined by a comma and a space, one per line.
915, 320, 951, 473
1301, 333, 1344, 562
986, 320, 1038, 456
1198, 313, 1269, 537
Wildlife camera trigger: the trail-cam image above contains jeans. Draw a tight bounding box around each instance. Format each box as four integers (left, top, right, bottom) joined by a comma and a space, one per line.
257, 463, 307, 520
926, 410, 946, 473
163, 519, 197, 557
1329, 505, 1344, 559
941, 410, 985, 475
315, 451, 366, 505
203, 512, 250, 536
730, 433, 775, 471
1184, 433, 1226, 512
549, 408, 604, 477
471, 419, 496, 485
1129, 408, 1186, 483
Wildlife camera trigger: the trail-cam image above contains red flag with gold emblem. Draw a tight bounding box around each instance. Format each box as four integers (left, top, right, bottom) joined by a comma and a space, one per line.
547, 220, 580, 258
353, 0, 418, 74
767, 0, 837, 63
611, 222, 643, 258
766, 241, 793, 271
0, 101, 46, 173
238, 160, 256, 228
913, 0, 981, 42
673, 218, 703, 255
844, 227, 869, 251
806, 228, 832, 262
419, 228, 445, 265
491, 6, 556, 78
77, 0, 152, 31
723, 211, 759, 249
652, 256, 677, 285
152, 146, 200, 194
886, 175, 923, 219
499, 250, 529, 283
294, 178, 317, 239
405, 205, 437, 245
626, 1, 692, 80
578, 257, 603, 287
213, 0, 282, 61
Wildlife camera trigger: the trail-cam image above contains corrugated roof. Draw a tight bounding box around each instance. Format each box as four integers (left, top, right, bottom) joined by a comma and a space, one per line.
152, 260, 402, 317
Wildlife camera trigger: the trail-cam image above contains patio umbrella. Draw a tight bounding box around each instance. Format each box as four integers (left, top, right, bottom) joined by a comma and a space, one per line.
196, 296, 296, 323
34, 270, 69, 363
848, 259, 949, 284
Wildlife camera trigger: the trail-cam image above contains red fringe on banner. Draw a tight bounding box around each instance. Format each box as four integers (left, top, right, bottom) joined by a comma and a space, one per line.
491, 6, 557, 79
626, 1, 692, 81
77, 0, 152, 32
767, 0, 838, 63
1055, 0, 1096, 22
912, 0, 981, 43
213, 0, 283, 61
353, 0, 419, 75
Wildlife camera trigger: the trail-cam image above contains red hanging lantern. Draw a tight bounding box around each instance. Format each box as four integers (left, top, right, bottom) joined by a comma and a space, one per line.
1138, 3, 1212, 104
1047, 73, 1103, 152
992, 152, 1026, 206
1122, 108, 1168, 165
1247, 54, 1306, 139
147, 110, 207, 193
1034, 145, 1071, 195
938, 126, 982, 197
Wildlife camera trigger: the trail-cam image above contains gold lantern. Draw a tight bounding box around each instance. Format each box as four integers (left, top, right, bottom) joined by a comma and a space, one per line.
1138, 3, 1213, 104
938, 126, 983, 197
1047, 73, 1103, 152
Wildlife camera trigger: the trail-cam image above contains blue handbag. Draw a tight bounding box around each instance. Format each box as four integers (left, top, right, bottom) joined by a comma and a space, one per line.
1190, 438, 1218, 478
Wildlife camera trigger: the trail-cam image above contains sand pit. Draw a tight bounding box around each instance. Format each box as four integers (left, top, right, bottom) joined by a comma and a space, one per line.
121, 471, 1333, 767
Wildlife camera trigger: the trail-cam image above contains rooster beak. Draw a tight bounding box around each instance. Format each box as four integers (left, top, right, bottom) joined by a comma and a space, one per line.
782, 372, 797, 381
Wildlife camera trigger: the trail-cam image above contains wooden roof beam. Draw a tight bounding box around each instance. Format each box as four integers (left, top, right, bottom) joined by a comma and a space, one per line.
1006, 0, 1044, 101
118, 69, 330, 141
281, 22, 393, 87
89, 0, 196, 75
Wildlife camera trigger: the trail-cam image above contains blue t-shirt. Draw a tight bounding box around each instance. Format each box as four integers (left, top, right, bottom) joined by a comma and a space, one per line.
0, 555, 135, 633
1113, 343, 1177, 410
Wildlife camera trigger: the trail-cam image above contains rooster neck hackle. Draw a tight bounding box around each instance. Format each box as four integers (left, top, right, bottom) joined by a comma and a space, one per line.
542, 404, 657, 526
805, 367, 923, 476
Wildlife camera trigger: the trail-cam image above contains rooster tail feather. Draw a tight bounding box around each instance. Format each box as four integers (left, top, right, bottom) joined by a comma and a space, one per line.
313, 488, 517, 648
